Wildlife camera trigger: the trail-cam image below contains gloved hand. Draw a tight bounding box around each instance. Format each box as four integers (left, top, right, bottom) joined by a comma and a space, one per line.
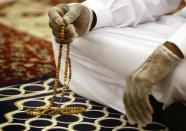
123, 45, 181, 126
48, 3, 93, 44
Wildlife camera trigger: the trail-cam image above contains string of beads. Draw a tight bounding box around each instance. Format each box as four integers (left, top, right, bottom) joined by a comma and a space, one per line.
25, 24, 86, 116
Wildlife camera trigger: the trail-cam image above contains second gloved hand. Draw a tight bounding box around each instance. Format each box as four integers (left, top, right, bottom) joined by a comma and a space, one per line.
123, 45, 181, 126
48, 3, 93, 44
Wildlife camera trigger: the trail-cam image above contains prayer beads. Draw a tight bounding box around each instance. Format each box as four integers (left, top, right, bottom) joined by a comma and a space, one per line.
25, 24, 86, 116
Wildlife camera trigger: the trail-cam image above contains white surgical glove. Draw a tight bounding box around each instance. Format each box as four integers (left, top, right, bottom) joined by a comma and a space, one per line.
123, 45, 181, 126
48, 3, 93, 44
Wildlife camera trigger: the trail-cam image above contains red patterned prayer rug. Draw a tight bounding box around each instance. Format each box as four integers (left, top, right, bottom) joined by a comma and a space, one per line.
0, 23, 56, 84
0, 0, 85, 84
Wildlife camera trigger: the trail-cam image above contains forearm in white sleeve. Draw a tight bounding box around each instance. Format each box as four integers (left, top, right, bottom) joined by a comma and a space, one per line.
82, 0, 182, 28
168, 23, 186, 57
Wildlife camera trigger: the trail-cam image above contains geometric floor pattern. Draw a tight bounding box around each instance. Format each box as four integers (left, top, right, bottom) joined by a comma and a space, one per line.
0, 75, 168, 131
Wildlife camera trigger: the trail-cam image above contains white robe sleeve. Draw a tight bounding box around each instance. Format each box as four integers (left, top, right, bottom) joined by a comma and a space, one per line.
168, 23, 186, 57
82, 0, 182, 28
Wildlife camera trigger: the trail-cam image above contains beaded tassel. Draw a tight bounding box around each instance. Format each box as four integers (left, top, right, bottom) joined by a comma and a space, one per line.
25, 24, 86, 116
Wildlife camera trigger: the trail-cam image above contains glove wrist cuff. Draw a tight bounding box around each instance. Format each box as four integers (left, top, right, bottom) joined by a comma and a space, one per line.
148, 45, 181, 84
83, 7, 93, 35
132, 45, 181, 85
159, 45, 181, 64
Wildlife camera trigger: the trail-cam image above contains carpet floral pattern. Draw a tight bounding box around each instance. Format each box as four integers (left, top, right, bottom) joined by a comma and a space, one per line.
0, 0, 85, 84
0, 24, 56, 84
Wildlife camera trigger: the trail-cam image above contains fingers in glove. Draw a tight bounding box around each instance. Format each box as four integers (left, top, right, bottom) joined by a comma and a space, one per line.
131, 86, 153, 125
135, 93, 152, 125
52, 30, 74, 38
55, 4, 69, 15
130, 86, 148, 125
138, 90, 153, 123
49, 20, 75, 34
55, 37, 73, 44
63, 5, 81, 24
50, 20, 75, 38
124, 77, 141, 124
123, 88, 137, 124
131, 73, 153, 125
136, 82, 153, 121
128, 89, 147, 125
49, 20, 61, 31
48, 5, 68, 25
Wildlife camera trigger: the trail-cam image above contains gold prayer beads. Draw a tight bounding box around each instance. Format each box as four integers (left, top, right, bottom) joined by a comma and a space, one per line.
25, 24, 86, 116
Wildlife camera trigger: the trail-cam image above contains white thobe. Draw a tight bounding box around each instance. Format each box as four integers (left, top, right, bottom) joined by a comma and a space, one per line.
82, 0, 186, 108
82, 0, 186, 56
52, 0, 186, 113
